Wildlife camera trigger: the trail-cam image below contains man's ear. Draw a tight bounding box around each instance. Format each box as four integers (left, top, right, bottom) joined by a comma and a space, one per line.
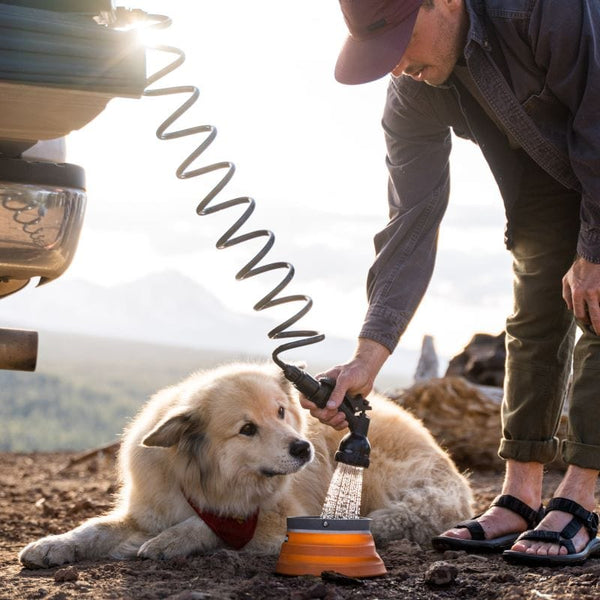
142, 412, 195, 448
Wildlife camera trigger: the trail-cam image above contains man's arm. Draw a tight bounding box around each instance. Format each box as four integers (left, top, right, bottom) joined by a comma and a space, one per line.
304, 78, 452, 423
359, 78, 453, 354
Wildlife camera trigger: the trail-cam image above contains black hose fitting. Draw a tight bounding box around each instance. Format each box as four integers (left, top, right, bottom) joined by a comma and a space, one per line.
282, 364, 371, 468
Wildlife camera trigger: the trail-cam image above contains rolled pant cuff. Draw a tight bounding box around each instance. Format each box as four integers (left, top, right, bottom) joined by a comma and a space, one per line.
561, 441, 600, 471
498, 437, 559, 464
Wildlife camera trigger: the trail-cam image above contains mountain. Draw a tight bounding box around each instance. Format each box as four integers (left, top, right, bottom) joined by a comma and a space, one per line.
0, 270, 419, 387
1, 270, 271, 353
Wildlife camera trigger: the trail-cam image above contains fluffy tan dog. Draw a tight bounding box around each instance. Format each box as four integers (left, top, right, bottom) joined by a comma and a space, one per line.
19, 362, 472, 568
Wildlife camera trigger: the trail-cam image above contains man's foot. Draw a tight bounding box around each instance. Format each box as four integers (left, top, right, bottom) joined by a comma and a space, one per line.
503, 466, 600, 566
432, 460, 544, 553
432, 494, 544, 552
503, 497, 600, 566
511, 466, 599, 557
508, 500, 594, 557
441, 504, 528, 541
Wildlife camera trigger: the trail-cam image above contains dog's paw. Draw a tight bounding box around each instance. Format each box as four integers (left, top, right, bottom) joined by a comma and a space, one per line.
19, 536, 77, 569
137, 533, 189, 560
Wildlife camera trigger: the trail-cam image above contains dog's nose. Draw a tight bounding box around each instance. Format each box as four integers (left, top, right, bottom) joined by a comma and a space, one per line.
289, 439, 311, 461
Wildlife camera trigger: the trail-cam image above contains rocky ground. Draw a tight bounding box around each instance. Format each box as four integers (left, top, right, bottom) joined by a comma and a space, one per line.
2, 451, 600, 600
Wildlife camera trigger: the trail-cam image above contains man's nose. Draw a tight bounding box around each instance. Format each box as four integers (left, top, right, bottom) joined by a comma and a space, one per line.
391, 60, 406, 77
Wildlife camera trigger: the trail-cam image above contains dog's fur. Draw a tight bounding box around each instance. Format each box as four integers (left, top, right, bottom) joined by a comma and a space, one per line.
19, 362, 472, 568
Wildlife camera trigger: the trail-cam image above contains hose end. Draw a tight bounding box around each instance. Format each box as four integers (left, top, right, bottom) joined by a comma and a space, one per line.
334, 431, 371, 468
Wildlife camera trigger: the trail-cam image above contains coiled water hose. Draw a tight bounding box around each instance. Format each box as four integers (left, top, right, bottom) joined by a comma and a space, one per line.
135, 10, 371, 469
139, 19, 324, 373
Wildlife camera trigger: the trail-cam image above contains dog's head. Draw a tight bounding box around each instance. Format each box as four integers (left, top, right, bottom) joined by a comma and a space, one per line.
141, 362, 313, 505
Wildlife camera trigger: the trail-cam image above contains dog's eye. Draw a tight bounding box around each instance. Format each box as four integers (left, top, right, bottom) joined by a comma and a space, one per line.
239, 422, 257, 436
278, 406, 285, 419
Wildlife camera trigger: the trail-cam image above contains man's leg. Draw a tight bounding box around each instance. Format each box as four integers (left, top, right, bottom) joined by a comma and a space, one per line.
511, 327, 600, 556
439, 155, 580, 544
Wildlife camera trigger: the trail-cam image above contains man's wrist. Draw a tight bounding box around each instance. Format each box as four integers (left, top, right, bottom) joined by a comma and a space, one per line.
353, 338, 391, 373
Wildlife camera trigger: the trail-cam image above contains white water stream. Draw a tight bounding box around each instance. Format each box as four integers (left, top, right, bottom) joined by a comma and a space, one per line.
320, 462, 364, 520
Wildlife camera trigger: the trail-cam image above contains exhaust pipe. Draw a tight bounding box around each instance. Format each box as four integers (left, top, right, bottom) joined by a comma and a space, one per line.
0, 327, 38, 371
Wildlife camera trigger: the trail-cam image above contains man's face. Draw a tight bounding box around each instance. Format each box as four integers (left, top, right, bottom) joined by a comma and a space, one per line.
392, 0, 468, 86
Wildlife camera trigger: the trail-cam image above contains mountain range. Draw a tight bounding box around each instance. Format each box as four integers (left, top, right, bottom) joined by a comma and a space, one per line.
0, 270, 421, 388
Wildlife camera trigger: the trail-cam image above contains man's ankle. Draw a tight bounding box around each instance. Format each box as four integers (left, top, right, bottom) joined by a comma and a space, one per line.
553, 465, 599, 510
501, 460, 544, 508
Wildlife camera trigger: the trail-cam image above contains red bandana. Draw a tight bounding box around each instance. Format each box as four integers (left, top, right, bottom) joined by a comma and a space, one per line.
186, 496, 259, 550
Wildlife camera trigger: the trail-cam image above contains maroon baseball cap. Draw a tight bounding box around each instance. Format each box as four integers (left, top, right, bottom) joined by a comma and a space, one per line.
335, 0, 423, 85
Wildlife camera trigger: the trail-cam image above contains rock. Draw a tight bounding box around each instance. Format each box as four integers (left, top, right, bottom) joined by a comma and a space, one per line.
414, 335, 439, 382
424, 561, 458, 587
445, 332, 506, 388
54, 566, 79, 583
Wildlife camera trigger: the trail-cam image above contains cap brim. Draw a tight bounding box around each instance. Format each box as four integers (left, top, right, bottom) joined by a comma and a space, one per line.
334, 7, 420, 85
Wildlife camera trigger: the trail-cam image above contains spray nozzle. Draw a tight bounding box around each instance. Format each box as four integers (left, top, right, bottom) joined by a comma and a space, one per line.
281, 364, 371, 468
334, 432, 371, 468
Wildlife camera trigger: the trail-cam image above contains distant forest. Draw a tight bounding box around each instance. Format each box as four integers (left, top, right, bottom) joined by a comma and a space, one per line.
1, 330, 409, 452
0, 331, 263, 452
0, 369, 138, 451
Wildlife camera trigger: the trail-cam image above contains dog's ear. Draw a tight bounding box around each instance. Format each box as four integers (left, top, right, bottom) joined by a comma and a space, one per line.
142, 412, 194, 448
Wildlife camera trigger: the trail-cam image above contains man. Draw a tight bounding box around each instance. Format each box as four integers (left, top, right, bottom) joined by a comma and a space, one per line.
301, 0, 600, 567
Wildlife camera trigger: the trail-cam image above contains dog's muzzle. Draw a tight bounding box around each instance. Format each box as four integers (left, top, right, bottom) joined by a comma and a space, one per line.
260, 439, 312, 477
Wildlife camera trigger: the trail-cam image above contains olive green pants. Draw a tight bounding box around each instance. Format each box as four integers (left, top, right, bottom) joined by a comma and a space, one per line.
498, 157, 600, 469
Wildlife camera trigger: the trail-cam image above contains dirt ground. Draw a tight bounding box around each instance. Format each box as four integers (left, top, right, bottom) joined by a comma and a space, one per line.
2, 452, 600, 600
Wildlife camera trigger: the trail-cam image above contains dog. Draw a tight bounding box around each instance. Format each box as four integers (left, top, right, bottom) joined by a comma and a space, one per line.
19, 362, 473, 568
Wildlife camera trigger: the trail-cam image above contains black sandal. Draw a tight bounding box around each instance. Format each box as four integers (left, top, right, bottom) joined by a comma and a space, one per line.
432, 494, 545, 553
502, 497, 600, 567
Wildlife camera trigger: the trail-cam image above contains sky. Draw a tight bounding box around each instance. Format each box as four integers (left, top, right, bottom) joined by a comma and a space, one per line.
57, 0, 513, 361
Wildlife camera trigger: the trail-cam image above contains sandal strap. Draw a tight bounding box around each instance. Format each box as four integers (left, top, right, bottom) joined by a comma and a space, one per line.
455, 519, 486, 540
516, 529, 576, 554
491, 494, 545, 528
454, 494, 543, 541
547, 497, 599, 539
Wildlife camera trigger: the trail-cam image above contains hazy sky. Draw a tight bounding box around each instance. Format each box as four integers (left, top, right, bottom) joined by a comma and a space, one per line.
60, 0, 512, 360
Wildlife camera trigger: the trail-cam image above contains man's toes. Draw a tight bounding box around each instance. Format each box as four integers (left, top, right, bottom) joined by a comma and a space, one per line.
530, 543, 564, 556
451, 528, 471, 540
525, 543, 540, 554
532, 543, 547, 556
543, 544, 563, 557
510, 540, 530, 553
440, 528, 469, 540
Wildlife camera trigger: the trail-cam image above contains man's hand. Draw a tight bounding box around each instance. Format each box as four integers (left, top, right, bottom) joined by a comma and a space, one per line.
562, 256, 600, 335
298, 338, 390, 430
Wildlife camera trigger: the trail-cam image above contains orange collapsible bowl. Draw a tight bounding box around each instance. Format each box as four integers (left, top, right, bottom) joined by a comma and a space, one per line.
275, 517, 387, 578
